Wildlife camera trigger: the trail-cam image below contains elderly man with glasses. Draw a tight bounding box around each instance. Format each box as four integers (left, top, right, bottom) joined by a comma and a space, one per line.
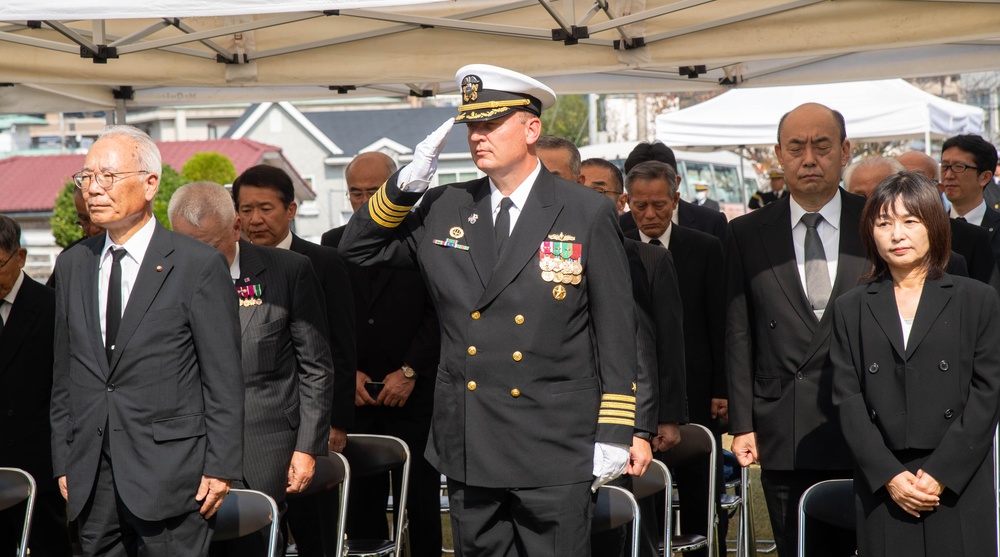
51, 125, 244, 557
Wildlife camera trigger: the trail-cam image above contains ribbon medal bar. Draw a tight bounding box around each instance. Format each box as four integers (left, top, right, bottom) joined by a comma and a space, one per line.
237, 283, 264, 307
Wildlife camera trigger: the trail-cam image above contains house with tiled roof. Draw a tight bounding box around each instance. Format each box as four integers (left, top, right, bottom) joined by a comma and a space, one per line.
0, 138, 313, 280
225, 101, 477, 238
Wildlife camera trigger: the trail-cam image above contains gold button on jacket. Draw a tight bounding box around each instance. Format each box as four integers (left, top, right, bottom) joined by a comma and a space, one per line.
512, 351, 523, 362
510, 388, 521, 397
468, 346, 477, 356
468, 381, 477, 391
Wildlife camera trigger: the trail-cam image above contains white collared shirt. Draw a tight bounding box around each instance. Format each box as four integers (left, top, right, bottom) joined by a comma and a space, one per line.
0, 271, 24, 324
489, 160, 542, 234
99, 216, 157, 346
230, 242, 242, 282
789, 192, 841, 320
951, 200, 986, 227
275, 231, 294, 251
639, 223, 672, 249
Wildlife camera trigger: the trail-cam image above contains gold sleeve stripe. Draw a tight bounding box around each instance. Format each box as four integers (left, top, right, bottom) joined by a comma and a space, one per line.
601, 402, 636, 411
598, 417, 635, 426
459, 98, 531, 112
602, 393, 637, 403
369, 185, 410, 229
599, 409, 636, 419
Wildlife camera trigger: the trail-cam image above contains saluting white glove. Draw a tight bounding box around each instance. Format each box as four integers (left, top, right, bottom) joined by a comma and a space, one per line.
591, 442, 630, 492
398, 118, 454, 193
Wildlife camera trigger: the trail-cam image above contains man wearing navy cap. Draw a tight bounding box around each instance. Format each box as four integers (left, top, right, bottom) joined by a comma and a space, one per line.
338, 64, 638, 556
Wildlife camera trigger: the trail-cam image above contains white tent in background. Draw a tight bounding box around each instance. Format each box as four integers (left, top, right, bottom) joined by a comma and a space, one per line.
655, 79, 986, 151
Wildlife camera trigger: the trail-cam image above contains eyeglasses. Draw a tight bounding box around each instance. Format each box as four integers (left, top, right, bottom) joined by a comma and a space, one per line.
940, 162, 980, 174
592, 187, 623, 196
73, 170, 149, 191
0, 250, 16, 270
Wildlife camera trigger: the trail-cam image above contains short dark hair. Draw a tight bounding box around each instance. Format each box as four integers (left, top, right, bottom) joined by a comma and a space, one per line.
624, 141, 676, 174
624, 161, 678, 197
777, 104, 847, 145
942, 134, 998, 174
0, 215, 21, 255
860, 171, 950, 281
581, 158, 623, 193
232, 165, 295, 208
536, 135, 581, 178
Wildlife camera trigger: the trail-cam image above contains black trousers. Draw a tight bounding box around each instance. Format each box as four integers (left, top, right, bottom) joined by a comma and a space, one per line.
75, 450, 212, 557
759, 469, 854, 557
448, 479, 593, 557
346, 409, 441, 557
0, 490, 72, 557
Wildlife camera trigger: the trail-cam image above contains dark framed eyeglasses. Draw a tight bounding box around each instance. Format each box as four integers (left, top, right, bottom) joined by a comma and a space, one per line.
0, 250, 17, 270
593, 187, 623, 197
940, 162, 980, 174
73, 170, 149, 191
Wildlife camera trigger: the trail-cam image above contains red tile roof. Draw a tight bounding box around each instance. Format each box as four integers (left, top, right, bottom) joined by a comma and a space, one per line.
0, 138, 305, 213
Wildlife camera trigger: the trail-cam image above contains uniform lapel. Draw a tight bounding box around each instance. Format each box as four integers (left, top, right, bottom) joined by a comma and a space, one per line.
758, 197, 817, 332
476, 171, 562, 309
459, 178, 496, 289
865, 279, 906, 360
108, 223, 173, 375
904, 276, 952, 359
237, 241, 265, 335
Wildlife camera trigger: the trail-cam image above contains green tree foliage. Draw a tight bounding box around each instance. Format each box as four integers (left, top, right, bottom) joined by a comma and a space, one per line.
50, 182, 82, 248
153, 164, 187, 229
541, 94, 591, 147
182, 152, 237, 185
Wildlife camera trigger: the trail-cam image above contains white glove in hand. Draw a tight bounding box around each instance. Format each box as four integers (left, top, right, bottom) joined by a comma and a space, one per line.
398, 118, 454, 193
591, 442, 630, 492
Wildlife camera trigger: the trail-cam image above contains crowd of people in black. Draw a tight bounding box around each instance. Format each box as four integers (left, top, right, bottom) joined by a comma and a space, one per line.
1, 63, 999, 557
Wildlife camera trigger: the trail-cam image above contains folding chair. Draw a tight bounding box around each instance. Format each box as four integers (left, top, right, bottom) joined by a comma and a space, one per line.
796, 479, 855, 557
659, 423, 719, 556
0, 468, 36, 557
342, 434, 411, 557
286, 451, 351, 557
630, 459, 672, 554
212, 489, 280, 557
593, 485, 641, 557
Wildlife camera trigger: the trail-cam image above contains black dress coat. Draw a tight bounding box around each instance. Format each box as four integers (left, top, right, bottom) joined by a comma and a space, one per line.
831, 274, 1000, 556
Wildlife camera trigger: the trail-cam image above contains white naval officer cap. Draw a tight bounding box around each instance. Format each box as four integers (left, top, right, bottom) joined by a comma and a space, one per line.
454, 64, 557, 123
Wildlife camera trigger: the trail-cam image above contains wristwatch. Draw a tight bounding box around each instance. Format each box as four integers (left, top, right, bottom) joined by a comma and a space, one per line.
634, 431, 653, 442
401, 364, 417, 379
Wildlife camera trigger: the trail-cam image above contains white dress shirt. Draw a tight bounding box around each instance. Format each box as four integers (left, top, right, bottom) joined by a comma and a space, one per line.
230, 242, 242, 282
789, 192, 841, 320
489, 160, 541, 234
950, 200, 986, 227
638, 223, 673, 248
99, 216, 157, 346
275, 231, 294, 251
0, 270, 24, 325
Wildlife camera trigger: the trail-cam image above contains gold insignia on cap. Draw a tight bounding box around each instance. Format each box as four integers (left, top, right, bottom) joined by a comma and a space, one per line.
547, 232, 576, 241
450, 227, 465, 239
461, 74, 481, 103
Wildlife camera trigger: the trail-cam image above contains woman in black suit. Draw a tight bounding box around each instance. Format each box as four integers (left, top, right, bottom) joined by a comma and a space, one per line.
831, 171, 1000, 557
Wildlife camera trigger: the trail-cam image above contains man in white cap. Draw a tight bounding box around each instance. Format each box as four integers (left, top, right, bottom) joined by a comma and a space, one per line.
692, 181, 720, 211
338, 64, 638, 556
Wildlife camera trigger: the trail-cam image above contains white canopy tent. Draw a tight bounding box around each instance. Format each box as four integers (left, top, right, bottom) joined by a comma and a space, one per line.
2, 1, 1000, 115
655, 79, 986, 150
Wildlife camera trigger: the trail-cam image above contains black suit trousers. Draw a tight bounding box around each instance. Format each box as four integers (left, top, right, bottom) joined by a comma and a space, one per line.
346, 408, 441, 557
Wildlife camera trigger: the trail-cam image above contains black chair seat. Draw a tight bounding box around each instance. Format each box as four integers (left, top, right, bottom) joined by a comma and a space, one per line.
672, 533, 709, 551
344, 539, 395, 556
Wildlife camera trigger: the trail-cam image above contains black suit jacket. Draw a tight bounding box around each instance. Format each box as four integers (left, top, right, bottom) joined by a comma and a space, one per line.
0, 274, 57, 493
949, 218, 1000, 289
619, 199, 727, 246
339, 167, 638, 488
237, 241, 334, 503
50, 222, 244, 521
831, 275, 1000, 496
694, 198, 720, 212
289, 235, 357, 430
625, 239, 686, 430
629, 224, 727, 427
726, 190, 868, 471
977, 206, 1000, 270
322, 226, 440, 419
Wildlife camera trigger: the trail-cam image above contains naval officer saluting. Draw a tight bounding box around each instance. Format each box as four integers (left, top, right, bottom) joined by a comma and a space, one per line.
338, 64, 639, 556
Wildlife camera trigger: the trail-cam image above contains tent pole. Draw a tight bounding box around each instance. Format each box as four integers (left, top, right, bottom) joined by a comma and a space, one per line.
115, 98, 127, 125
739, 145, 749, 213
924, 130, 931, 155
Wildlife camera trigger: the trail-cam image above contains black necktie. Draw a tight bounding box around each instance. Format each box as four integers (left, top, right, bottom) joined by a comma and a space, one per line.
956, 216, 967, 223
649, 238, 663, 247
106, 247, 127, 364
495, 197, 513, 256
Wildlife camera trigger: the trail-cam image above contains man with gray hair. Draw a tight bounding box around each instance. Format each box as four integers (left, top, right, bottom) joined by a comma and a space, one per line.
51, 126, 244, 556
169, 182, 335, 556
842, 156, 904, 197
536, 135, 582, 182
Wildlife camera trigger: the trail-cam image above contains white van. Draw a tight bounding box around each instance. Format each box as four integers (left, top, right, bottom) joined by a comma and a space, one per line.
578, 141, 761, 220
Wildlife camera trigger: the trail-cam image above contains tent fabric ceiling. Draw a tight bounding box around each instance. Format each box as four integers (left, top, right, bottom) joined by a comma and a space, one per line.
1, 0, 1000, 114
655, 79, 986, 150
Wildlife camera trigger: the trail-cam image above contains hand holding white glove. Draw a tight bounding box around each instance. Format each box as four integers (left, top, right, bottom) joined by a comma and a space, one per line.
398, 118, 454, 193
590, 442, 630, 492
